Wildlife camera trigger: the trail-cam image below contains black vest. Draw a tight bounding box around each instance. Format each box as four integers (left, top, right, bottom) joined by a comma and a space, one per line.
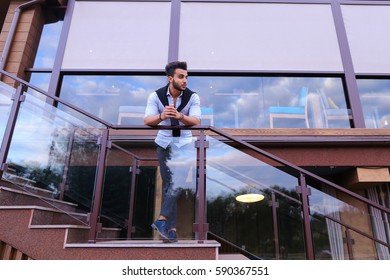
156, 84, 195, 137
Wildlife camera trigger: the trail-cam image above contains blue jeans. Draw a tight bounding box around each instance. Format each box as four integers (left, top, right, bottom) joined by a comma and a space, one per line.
156, 143, 194, 229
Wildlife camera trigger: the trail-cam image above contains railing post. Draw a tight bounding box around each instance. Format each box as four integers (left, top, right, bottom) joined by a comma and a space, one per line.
0, 84, 25, 179
269, 192, 280, 259
88, 128, 110, 243
126, 158, 139, 239
58, 127, 75, 201
194, 129, 209, 242
296, 173, 315, 259
345, 229, 355, 260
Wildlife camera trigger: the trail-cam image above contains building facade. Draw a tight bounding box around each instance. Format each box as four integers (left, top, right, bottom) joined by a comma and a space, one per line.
1, 0, 390, 260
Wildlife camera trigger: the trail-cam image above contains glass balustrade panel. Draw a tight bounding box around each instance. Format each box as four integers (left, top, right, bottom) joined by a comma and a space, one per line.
3, 92, 103, 218
0, 82, 15, 142
310, 212, 390, 260
98, 133, 198, 242
206, 135, 304, 259
308, 182, 390, 260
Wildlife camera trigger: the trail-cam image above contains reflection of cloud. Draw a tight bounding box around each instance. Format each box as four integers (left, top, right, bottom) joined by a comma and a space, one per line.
34, 21, 63, 68
191, 76, 345, 128
357, 79, 390, 93
206, 137, 298, 198
8, 141, 51, 166
60, 76, 166, 124
55, 74, 350, 128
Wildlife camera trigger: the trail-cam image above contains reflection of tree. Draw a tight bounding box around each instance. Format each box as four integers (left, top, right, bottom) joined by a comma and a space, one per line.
8, 127, 74, 196
63, 128, 100, 210
8, 159, 61, 196
207, 185, 307, 259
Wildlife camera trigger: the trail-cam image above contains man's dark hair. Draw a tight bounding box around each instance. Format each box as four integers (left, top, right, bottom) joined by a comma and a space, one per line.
165, 61, 187, 77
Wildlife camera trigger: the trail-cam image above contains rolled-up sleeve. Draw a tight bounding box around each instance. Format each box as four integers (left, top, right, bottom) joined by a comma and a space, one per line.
189, 94, 201, 120
144, 92, 160, 117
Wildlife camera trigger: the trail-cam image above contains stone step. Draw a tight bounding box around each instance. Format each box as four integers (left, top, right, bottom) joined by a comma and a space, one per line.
0, 178, 55, 198
0, 186, 78, 213
0, 207, 220, 260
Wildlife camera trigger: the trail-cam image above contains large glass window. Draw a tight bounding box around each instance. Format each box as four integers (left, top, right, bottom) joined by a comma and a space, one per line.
60, 75, 166, 125
28, 20, 63, 98
59, 75, 349, 128
357, 79, 390, 128
191, 76, 349, 128
33, 21, 63, 69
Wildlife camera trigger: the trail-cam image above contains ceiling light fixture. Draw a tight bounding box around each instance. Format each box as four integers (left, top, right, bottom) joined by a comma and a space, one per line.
236, 193, 264, 203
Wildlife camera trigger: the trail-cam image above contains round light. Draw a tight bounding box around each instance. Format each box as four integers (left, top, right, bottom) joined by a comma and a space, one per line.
235, 193, 265, 203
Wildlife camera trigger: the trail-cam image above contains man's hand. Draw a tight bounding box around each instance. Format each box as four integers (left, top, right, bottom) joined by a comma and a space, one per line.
162, 105, 180, 120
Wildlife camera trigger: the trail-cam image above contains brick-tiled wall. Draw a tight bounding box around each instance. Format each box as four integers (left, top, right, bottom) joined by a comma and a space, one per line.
0, 0, 45, 87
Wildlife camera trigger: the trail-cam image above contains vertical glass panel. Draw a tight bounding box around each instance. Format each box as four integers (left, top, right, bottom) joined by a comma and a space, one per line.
190, 76, 349, 128
0, 82, 15, 142
308, 184, 390, 260
180, 3, 342, 71
62, 1, 171, 70
99, 134, 198, 242
98, 143, 157, 240
310, 212, 346, 260
342, 5, 390, 74
310, 211, 387, 260
27, 73, 51, 101
277, 193, 305, 259
33, 21, 63, 68
3, 91, 102, 216
366, 184, 390, 260
206, 136, 304, 259
60, 75, 166, 125
63, 127, 101, 212
356, 79, 390, 128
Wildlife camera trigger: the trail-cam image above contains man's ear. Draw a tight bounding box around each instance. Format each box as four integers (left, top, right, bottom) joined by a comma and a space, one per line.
168, 76, 173, 83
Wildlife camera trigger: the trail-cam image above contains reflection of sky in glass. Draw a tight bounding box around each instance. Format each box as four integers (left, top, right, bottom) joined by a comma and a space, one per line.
308, 187, 376, 235
191, 76, 346, 128
0, 83, 15, 143
167, 142, 197, 191
60, 75, 347, 128
26, 21, 63, 100
60, 75, 166, 124
6, 93, 100, 170
206, 136, 298, 200
34, 21, 63, 68
357, 79, 390, 128
309, 187, 347, 215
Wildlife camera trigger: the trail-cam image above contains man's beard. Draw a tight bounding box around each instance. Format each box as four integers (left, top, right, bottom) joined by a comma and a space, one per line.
172, 79, 186, 91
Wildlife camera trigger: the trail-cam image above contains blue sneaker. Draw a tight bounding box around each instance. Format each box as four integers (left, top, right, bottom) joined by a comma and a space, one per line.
151, 220, 169, 241
162, 229, 177, 243
168, 230, 177, 243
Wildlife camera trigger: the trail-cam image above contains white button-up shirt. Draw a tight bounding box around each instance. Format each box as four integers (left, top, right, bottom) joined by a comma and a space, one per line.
144, 87, 201, 148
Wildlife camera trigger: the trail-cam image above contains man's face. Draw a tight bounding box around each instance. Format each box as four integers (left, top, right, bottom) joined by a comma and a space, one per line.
169, 68, 188, 92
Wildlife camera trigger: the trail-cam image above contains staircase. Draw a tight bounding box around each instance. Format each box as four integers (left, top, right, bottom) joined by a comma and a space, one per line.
0, 182, 220, 260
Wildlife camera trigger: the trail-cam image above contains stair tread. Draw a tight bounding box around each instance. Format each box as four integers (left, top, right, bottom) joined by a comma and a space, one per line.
2, 176, 53, 194
0, 205, 87, 216
65, 240, 220, 248
30, 224, 90, 229
0, 186, 78, 207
